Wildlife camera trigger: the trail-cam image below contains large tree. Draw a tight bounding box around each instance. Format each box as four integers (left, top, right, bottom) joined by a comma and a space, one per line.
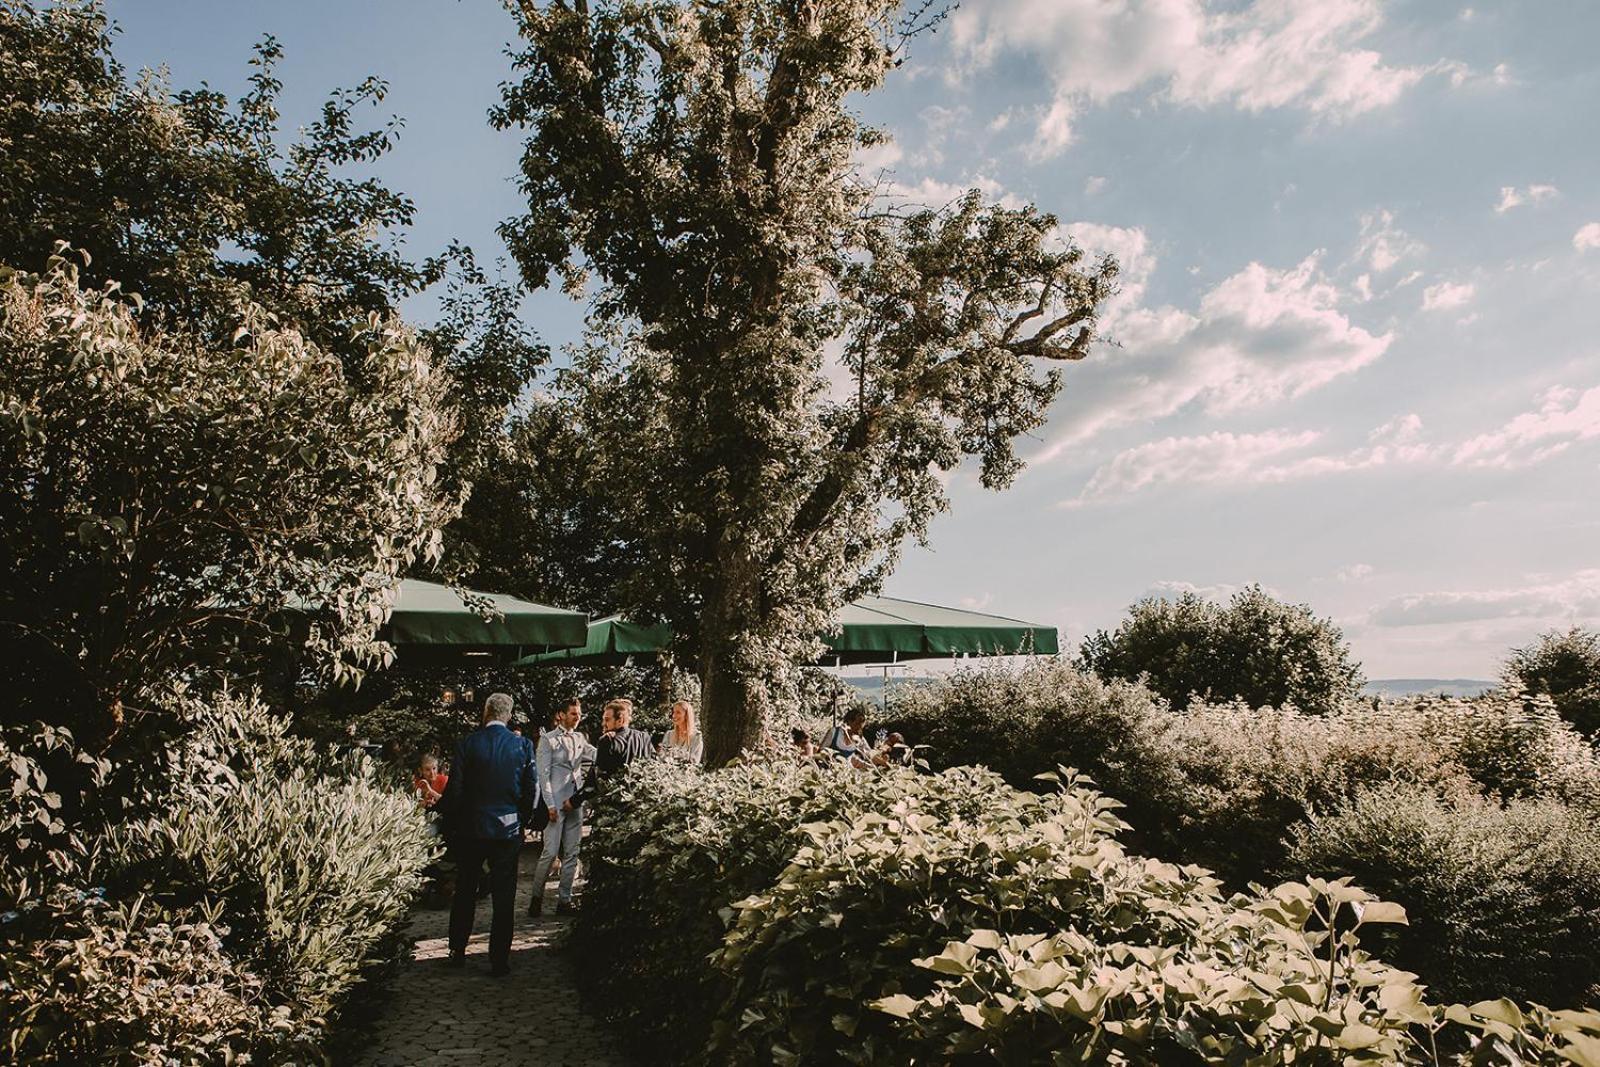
0, 1, 435, 362
496, 0, 1117, 763
1, 0, 551, 613
0, 255, 458, 754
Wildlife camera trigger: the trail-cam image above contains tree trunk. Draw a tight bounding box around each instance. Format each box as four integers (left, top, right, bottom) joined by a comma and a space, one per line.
699, 642, 769, 767
697, 548, 771, 766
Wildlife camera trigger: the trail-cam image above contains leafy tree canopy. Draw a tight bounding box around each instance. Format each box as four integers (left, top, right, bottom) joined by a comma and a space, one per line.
0, 0, 434, 363
1, 0, 553, 623
0, 256, 459, 754
1078, 585, 1365, 716
495, 0, 1118, 762
1504, 626, 1600, 738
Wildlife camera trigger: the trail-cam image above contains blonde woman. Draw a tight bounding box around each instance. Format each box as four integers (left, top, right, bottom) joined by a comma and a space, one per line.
659, 699, 704, 765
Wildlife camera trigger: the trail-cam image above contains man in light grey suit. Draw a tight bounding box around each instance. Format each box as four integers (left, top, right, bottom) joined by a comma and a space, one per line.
528, 697, 594, 916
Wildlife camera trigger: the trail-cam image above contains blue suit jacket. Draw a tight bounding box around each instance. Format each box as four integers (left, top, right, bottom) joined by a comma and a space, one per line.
438, 724, 537, 841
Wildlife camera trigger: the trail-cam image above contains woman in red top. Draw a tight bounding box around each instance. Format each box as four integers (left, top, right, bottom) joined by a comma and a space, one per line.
413, 754, 448, 808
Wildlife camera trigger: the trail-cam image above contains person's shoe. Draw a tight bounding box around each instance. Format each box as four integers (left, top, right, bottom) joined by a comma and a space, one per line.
527, 895, 543, 918
489, 960, 511, 977
446, 950, 466, 968
555, 898, 578, 916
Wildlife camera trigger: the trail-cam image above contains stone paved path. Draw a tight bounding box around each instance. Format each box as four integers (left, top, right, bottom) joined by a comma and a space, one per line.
348, 850, 626, 1067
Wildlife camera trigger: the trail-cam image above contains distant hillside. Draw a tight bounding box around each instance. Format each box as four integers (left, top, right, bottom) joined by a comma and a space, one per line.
1362, 678, 1495, 698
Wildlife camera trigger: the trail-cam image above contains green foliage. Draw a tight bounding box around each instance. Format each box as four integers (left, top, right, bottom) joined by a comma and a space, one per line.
572, 757, 999, 1063
1, 691, 435, 1060
1504, 627, 1600, 738
1287, 786, 1600, 1008
98, 691, 440, 1019
0, 257, 459, 754
0, 0, 432, 363
887, 662, 1600, 1005
575, 758, 1600, 1065
496, 0, 1116, 762
1, 888, 321, 1066
0, 723, 109, 909
1079, 585, 1365, 715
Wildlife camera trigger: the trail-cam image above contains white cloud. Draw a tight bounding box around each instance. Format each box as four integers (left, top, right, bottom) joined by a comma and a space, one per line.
1041, 252, 1392, 456
1494, 184, 1559, 213
1355, 209, 1424, 273
1575, 223, 1600, 252
1336, 563, 1376, 583
1084, 175, 1109, 197
1369, 570, 1600, 627
1421, 281, 1475, 311
1067, 412, 1434, 504
1452, 385, 1600, 469
1069, 429, 1321, 503
1147, 579, 1262, 602
883, 174, 1024, 211
855, 138, 904, 175
951, 0, 1434, 158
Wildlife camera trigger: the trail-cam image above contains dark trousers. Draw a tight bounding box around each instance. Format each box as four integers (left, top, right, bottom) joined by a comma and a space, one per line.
448, 837, 521, 966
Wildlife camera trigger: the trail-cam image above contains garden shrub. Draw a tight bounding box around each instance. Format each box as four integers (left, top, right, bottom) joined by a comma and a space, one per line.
889, 663, 1600, 881
99, 692, 439, 1019
572, 757, 1001, 1064
1077, 584, 1364, 715
1, 886, 320, 1066
2, 689, 437, 1060
1286, 785, 1600, 1007
578, 758, 1600, 1065
1504, 626, 1600, 738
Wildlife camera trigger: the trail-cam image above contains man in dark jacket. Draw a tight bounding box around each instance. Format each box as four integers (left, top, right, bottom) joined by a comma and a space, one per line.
594, 698, 655, 781
438, 692, 536, 975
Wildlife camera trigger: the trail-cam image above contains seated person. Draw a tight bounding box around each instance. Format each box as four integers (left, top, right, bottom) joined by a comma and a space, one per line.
825, 708, 874, 769
791, 726, 818, 760
413, 754, 448, 808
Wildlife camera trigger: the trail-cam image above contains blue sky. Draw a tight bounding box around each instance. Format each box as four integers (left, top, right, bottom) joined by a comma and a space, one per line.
113, 0, 1600, 678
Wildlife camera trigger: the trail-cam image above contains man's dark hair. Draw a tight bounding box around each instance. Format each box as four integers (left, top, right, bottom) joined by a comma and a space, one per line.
790, 727, 809, 744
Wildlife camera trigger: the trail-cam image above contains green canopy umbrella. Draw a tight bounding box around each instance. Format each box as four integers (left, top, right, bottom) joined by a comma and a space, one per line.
516, 595, 1056, 666
512, 614, 673, 666
383, 579, 589, 659
830, 595, 1059, 663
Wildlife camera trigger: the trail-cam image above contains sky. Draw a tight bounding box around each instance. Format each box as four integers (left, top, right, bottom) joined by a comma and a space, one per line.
111, 0, 1600, 679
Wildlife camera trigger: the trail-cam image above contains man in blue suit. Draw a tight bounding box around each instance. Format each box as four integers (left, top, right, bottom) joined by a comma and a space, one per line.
439, 691, 536, 976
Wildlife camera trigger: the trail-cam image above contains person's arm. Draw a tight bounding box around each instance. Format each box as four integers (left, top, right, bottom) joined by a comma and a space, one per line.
688, 732, 703, 765
536, 733, 558, 815
517, 737, 537, 829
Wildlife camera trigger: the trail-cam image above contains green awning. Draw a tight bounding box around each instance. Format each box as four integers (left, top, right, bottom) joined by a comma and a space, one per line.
516, 596, 1056, 666
836, 595, 1059, 661
514, 614, 673, 665
384, 579, 589, 651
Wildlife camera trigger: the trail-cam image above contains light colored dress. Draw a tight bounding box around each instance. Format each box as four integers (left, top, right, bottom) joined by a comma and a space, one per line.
659, 729, 704, 765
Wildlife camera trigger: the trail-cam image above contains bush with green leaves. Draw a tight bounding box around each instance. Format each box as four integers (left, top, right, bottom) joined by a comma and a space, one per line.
889, 662, 1600, 880
572, 757, 1000, 1063
576, 758, 1600, 1065
0, 256, 458, 762
1, 887, 321, 1066
1286, 785, 1600, 1008
98, 690, 439, 1019
1078, 584, 1365, 714
1504, 627, 1600, 739
1, 690, 437, 1059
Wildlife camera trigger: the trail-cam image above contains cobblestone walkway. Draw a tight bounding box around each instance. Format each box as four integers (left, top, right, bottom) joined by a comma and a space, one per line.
348, 850, 625, 1067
